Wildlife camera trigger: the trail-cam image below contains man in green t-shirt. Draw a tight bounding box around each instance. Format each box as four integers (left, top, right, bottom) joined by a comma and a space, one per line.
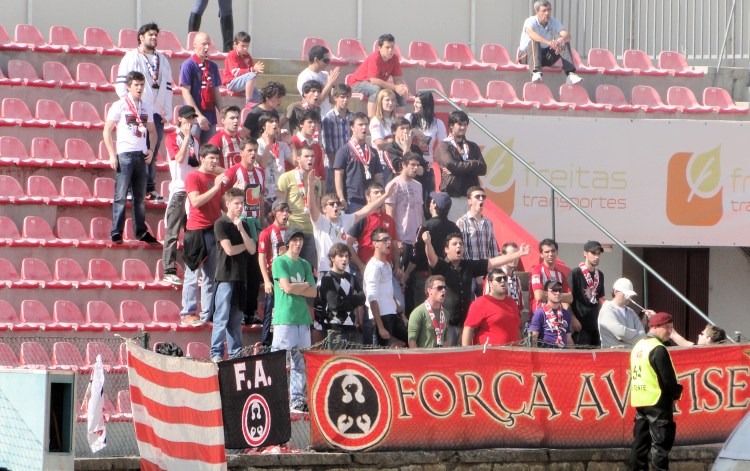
408, 275, 447, 348
271, 227, 317, 413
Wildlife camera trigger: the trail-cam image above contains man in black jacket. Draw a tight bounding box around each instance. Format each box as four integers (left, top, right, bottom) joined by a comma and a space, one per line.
318, 243, 365, 348
629, 312, 683, 471
435, 110, 487, 221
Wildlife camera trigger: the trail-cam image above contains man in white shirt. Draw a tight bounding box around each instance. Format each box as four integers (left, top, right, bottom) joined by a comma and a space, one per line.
364, 227, 408, 346
598, 278, 647, 347
297, 45, 340, 116
115, 22, 173, 201
103, 71, 160, 246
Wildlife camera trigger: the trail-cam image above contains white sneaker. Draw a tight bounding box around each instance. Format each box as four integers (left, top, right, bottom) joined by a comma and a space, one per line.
163, 274, 183, 286
531, 72, 543, 83
566, 73, 583, 85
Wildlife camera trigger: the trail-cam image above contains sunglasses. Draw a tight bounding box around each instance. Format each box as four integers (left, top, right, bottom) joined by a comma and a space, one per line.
432, 285, 447, 291
493, 276, 507, 282
374, 236, 392, 243
326, 201, 342, 207
548, 288, 563, 293
321, 58, 331, 64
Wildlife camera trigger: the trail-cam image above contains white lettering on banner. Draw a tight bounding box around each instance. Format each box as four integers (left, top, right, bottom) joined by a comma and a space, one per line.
473, 114, 750, 246
234, 360, 273, 391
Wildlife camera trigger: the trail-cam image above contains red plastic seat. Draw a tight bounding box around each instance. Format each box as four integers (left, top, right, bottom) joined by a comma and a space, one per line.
47, 25, 95, 54
570, 49, 598, 74
22, 258, 72, 289
52, 342, 87, 371
93, 177, 115, 201
56, 216, 106, 248
86, 342, 126, 372
414, 77, 448, 104
0, 301, 18, 330
20, 341, 53, 369
23, 216, 74, 248
35, 99, 83, 129
55, 258, 105, 289
622, 50, 669, 76
485, 81, 535, 109
186, 342, 211, 360
409, 41, 455, 69
559, 84, 607, 111
1, 135, 49, 168
154, 299, 202, 332
450, 79, 496, 107
0, 342, 19, 367
666, 86, 714, 114
0, 258, 41, 289
479, 44, 526, 72
337, 38, 367, 65
83, 27, 125, 55
0, 175, 30, 203
86, 301, 137, 331
61, 176, 107, 205
76, 63, 115, 92
30, 137, 73, 169
123, 219, 159, 248
7, 59, 56, 88
157, 30, 190, 58
155, 259, 185, 284
117, 29, 138, 49
122, 258, 170, 290
14, 24, 63, 53
185, 31, 226, 60
631, 85, 679, 113
522, 82, 570, 110
43, 61, 90, 89
21, 299, 70, 331
594, 84, 640, 112
587, 48, 634, 75
27, 175, 70, 205
371, 40, 418, 67
54, 300, 104, 331
658, 51, 704, 77
69, 101, 105, 129
2, 98, 51, 128
301, 37, 343, 64
0, 24, 27, 51
87, 258, 134, 290
703, 87, 749, 114
120, 300, 170, 331
0, 67, 23, 87
0, 215, 39, 247
90, 218, 137, 250
444, 43, 492, 70
67, 138, 107, 169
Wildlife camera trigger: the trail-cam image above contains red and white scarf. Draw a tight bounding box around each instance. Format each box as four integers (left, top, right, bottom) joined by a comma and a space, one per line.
379, 150, 397, 173
579, 262, 600, 304
348, 138, 372, 180
125, 96, 146, 138
192, 54, 216, 111
424, 301, 446, 347
543, 303, 565, 348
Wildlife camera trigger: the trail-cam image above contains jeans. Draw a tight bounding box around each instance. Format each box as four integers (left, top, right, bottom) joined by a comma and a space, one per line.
227, 74, 262, 102
180, 230, 217, 321
352, 81, 406, 106
162, 191, 187, 274
262, 292, 274, 346
192, 122, 217, 146
146, 113, 165, 193
111, 152, 148, 238
192, 0, 232, 15
272, 324, 311, 408
211, 281, 244, 359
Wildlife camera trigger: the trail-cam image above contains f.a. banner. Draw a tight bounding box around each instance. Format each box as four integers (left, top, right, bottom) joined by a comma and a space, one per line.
217, 350, 291, 449
305, 345, 750, 451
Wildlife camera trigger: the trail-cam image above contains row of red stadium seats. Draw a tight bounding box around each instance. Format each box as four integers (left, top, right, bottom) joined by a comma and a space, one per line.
0, 256, 181, 289
302, 36, 703, 77
418, 77, 747, 114
1, 24, 225, 59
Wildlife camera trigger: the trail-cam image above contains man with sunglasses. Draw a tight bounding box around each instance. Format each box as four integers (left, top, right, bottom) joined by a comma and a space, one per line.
457, 186, 499, 296
462, 269, 520, 346
529, 280, 574, 348
364, 227, 409, 346
408, 275, 448, 348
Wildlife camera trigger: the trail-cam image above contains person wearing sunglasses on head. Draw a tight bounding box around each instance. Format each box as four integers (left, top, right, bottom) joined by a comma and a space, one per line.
297, 45, 340, 116
529, 280, 574, 348
462, 269, 520, 346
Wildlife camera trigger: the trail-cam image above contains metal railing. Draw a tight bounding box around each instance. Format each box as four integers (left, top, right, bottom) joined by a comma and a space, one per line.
421, 88, 731, 339
555, 0, 748, 66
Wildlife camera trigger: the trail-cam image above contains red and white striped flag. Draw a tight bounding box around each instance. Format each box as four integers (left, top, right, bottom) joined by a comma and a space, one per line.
126, 342, 227, 470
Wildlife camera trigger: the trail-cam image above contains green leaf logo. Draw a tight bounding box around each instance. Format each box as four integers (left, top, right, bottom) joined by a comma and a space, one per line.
480, 139, 515, 193
686, 146, 721, 202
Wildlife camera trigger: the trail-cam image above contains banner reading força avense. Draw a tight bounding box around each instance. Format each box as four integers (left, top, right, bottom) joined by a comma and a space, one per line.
305, 345, 749, 451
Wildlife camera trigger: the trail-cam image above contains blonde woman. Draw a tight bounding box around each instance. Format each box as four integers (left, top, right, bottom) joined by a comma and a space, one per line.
369, 88, 398, 181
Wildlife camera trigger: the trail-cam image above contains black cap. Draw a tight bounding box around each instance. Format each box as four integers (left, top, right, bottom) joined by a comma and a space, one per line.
584, 240, 603, 253
544, 280, 563, 290
430, 191, 452, 211
284, 227, 304, 245
177, 105, 198, 119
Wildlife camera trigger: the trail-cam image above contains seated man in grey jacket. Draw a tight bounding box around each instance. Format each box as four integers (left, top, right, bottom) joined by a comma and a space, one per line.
598, 278, 647, 348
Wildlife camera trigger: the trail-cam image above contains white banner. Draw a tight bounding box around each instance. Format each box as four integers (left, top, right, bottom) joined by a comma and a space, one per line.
471, 114, 750, 247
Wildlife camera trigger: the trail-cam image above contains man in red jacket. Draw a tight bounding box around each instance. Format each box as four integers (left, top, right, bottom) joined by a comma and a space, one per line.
222, 32, 264, 104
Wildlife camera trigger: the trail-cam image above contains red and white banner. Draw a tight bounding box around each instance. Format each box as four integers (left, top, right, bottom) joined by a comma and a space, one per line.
305, 345, 750, 451
127, 343, 227, 470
